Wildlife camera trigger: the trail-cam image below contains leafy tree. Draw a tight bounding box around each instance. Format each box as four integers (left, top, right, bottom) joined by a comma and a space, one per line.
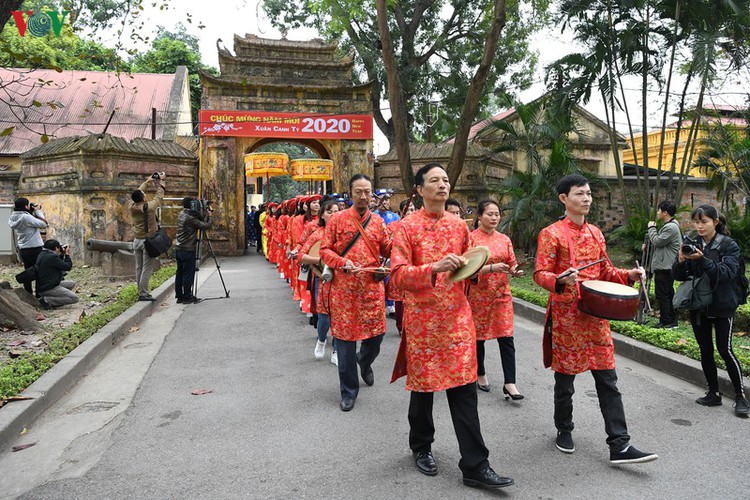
549, 0, 750, 219
130, 27, 218, 130
694, 111, 750, 212
262, 0, 548, 148
492, 95, 605, 255
0, 22, 128, 70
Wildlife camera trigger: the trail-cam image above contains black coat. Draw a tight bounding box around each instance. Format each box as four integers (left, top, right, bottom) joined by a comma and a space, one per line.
672, 233, 741, 317
35, 248, 72, 294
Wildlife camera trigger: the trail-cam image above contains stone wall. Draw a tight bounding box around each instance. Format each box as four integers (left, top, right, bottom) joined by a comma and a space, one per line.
19, 153, 197, 262
593, 177, 728, 232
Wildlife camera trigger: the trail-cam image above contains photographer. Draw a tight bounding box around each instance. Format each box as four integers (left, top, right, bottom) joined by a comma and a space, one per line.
35, 239, 78, 309
646, 200, 681, 328
8, 197, 48, 294
672, 204, 749, 417
128, 172, 165, 302
175, 197, 213, 304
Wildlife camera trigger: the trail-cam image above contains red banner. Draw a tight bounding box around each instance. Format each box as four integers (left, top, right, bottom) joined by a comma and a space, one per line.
199, 110, 373, 140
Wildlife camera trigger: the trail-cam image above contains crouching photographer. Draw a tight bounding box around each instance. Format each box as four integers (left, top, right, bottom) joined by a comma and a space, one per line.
175, 197, 213, 304
36, 239, 78, 309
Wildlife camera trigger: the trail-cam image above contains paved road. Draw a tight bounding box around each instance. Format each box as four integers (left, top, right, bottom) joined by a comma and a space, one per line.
1, 253, 746, 499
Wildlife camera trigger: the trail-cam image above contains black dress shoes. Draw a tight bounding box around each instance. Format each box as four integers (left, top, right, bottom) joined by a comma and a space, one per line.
413, 451, 437, 476
360, 365, 374, 386
463, 466, 514, 489
340, 398, 355, 412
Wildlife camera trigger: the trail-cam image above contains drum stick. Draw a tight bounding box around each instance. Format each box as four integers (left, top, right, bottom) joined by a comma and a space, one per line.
557, 258, 606, 279
358, 267, 391, 273
635, 260, 652, 313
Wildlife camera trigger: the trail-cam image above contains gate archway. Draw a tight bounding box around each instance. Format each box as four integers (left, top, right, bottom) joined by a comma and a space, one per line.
198, 35, 374, 255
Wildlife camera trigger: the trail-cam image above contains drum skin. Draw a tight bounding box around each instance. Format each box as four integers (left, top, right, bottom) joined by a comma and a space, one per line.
578, 280, 639, 321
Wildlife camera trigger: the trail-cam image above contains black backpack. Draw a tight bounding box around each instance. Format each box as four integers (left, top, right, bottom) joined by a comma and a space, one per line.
718, 236, 749, 305
735, 255, 749, 305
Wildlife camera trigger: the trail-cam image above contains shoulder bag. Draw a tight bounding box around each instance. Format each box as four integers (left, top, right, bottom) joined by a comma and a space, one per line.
143, 205, 172, 258
673, 273, 713, 311
323, 212, 372, 282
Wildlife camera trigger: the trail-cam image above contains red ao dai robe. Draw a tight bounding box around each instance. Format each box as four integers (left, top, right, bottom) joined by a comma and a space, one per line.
320, 208, 390, 342
300, 226, 331, 315
467, 229, 516, 340
390, 209, 477, 392
533, 217, 631, 375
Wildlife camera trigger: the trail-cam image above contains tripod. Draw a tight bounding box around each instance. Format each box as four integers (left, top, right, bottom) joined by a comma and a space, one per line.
193, 228, 230, 301
636, 234, 654, 324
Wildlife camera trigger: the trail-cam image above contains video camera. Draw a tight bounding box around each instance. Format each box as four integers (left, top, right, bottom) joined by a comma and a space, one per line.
189, 198, 214, 220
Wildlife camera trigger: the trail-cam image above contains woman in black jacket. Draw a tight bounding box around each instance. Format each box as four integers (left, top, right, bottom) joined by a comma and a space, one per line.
672, 204, 749, 417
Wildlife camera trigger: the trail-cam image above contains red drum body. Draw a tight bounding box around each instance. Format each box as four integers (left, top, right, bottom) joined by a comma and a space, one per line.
578, 280, 639, 321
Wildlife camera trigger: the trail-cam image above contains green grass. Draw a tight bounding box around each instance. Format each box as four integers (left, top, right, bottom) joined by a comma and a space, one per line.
510, 272, 750, 377
0, 265, 175, 399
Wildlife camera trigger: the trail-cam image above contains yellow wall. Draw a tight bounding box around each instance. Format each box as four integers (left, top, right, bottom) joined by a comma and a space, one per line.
623, 128, 708, 178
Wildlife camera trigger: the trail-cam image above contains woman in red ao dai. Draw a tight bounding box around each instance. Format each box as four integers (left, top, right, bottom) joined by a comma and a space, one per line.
468, 200, 524, 400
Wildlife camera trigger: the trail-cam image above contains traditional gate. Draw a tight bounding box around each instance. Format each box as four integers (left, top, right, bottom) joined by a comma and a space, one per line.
199, 35, 374, 255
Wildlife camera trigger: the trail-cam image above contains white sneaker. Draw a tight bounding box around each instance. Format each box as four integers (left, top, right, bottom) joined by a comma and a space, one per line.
330, 351, 338, 366
314, 340, 326, 360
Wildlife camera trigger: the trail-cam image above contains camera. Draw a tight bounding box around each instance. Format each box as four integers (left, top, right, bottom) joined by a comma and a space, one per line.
189, 198, 214, 220
151, 171, 164, 180
682, 236, 701, 255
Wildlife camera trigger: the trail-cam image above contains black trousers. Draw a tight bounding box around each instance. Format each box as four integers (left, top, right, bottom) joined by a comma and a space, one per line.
653, 270, 676, 324
476, 337, 516, 384
175, 250, 196, 299
19, 246, 43, 295
408, 383, 490, 475
554, 370, 630, 451
336, 334, 384, 400
690, 313, 745, 397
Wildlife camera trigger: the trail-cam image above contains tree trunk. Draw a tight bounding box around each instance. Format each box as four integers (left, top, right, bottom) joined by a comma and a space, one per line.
447, 0, 507, 187
667, 70, 693, 196
652, 0, 681, 217
640, 5, 651, 209
375, 0, 414, 192
0, 288, 43, 332
0, 1, 25, 33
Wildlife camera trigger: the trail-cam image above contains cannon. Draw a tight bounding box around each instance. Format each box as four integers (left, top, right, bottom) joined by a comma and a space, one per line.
85, 239, 135, 278
86, 239, 133, 254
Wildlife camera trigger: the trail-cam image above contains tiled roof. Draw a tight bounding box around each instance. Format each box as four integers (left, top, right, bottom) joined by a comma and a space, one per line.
20, 134, 195, 160
0, 68, 185, 155
377, 142, 493, 162
445, 109, 516, 144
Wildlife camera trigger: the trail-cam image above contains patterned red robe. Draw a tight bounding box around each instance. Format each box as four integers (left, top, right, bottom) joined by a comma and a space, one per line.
300, 227, 330, 315
320, 207, 390, 341
467, 228, 516, 340
385, 217, 406, 301
288, 215, 305, 302
533, 217, 631, 375
390, 208, 477, 392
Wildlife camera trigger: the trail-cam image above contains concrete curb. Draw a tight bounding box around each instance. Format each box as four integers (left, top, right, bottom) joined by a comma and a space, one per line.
512, 297, 734, 396
0, 278, 175, 451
